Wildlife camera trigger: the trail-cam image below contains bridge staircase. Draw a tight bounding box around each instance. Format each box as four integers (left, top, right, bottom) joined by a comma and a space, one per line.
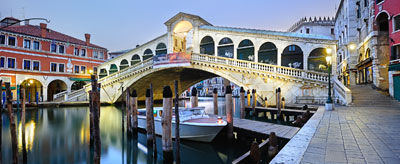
348, 85, 400, 107
62, 53, 331, 104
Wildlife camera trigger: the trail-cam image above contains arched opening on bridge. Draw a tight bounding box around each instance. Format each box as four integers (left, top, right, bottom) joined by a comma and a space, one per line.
143, 49, 153, 60
109, 64, 118, 75
47, 80, 67, 101
237, 39, 255, 61
20, 79, 43, 103
99, 69, 108, 79
173, 21, 193, 53
131, 54, 141, 65
281, 45, 303, 69
119, 59, 129, 70
258, 42, 277, 64
308, 48, 329, 72
155, 43, 167, 55
376, 12, 389, 32
200, 36, 214, 55
218, 37, 234, 58
71, 81, 87, 91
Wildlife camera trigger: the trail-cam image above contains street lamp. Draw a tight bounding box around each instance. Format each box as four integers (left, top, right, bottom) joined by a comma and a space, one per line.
325, 49, 333, 111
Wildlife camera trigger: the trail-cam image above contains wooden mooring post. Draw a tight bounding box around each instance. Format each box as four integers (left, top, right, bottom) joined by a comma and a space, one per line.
225, 85, 233, 140
150, 84, 157, 158
162, 86, 173, 162
6, 82, 18, 164
21, 88, 27, 164
252, 89, 256, 116
130, 89, 138, 136
174, 80, 181, 164
213, 88, 218, 115
250, 141, 261, 164
191, 87, 198, 108
89, 75, 101, 164
276, 88, 282, 120
145, 89, 154, 145
239, 87, 245, 119
126, 88, 131, 135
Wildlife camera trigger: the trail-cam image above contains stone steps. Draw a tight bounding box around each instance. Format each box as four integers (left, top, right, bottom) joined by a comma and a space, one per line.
348, 85, 400, 107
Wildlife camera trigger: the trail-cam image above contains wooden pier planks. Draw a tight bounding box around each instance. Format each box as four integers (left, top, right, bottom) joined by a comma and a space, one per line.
222, 117, 300, 139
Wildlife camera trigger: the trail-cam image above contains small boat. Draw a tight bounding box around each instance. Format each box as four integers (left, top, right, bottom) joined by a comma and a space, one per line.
137, 107, 227, 142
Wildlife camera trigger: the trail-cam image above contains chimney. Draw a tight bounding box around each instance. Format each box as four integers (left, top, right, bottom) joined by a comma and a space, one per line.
85, 33, 91, 46
40, 23, 47, 38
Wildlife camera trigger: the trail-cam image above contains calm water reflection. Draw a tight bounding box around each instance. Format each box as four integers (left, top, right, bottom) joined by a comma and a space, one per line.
1, 97, 256, 164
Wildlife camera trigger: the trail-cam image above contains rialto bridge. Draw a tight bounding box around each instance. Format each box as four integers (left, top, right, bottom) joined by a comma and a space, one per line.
63, 12, 341, 105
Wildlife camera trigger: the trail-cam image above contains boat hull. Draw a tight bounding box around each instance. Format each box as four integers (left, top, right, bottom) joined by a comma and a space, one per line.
138, 116, 225, 142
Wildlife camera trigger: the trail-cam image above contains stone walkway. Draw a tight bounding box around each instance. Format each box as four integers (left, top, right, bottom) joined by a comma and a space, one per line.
300, 106, 400, 164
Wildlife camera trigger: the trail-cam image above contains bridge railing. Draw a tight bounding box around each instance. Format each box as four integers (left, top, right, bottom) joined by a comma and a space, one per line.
333, 78, 352, 105
191, 53, 329, 83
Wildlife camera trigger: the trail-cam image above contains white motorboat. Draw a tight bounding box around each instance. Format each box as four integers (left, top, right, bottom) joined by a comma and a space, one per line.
137, 107, 227, 142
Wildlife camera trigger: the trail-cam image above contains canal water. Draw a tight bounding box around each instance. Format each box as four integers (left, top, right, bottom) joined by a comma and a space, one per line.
1, 97, 280, 164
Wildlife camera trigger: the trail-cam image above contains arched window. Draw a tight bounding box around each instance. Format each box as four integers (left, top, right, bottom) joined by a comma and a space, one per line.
365, 48, 370, 59
258, 42, 277, 64
376, 12, 389, 31
217, 37, 234, 58
155, 43, 167, 56
143, 49, 153, 60
119, 59, 129, 70
308, 48, 329, 72
200, 36, 215, 55
131, 54, 141, 65
109, 64, 118, 74
282, 45, 303, 69
237, 39, 254, 61
99, 69, 108, 79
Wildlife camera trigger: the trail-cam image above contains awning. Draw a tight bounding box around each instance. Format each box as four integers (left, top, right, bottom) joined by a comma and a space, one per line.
69, 78, 91, 82
389, 63, 400, 71
1, 86, 16, 90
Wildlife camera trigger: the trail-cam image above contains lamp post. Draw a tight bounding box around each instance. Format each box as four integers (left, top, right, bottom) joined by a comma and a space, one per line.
325, 48, 334, 111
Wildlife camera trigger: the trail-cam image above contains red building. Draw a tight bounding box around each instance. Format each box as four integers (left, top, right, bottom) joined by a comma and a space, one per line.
375, 0, 400, 101
0, 17, 107, 102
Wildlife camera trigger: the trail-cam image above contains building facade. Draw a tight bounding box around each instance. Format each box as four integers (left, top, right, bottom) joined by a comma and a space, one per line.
288, 17, 335, 37
0, 17, 108, 102
378, 0, 400, 101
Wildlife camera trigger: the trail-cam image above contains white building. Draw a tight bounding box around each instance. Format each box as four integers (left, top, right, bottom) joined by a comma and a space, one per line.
288, 17, 335, 37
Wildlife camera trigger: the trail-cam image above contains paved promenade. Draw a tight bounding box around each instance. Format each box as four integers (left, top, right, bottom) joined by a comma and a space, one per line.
300, 106, 400, 164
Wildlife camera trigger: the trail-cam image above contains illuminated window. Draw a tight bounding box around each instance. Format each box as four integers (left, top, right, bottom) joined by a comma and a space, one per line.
74, 65, 80, 73
80, 66, 86, 74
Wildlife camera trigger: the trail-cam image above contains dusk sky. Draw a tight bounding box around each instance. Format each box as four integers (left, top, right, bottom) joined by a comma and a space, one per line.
1, 0, 340, 52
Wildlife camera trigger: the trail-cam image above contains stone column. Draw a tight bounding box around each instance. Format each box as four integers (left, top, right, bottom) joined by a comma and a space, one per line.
42, 86, 48, 102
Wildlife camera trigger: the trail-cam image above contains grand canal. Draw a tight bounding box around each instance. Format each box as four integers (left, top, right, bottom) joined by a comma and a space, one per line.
1, 97, 279, 164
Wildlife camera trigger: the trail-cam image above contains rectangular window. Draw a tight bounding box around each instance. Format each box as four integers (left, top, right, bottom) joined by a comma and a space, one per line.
8, 36, 16, 46
331, 28, 334, 35
33, 61, 40, 71
364, 0, 368, 7
7, 58, 16, 68
33, 41, 40, 50
306, 28, 310, 34
93, 51, 98, 58
23, 60, 31, 70
81, 66, 86, 74
93, 67, 98, 74
59, 45, 65, 54
74, 65, 80, 73
394, 15, 400, 32
0, 57, 5, 68
50, 63, 57, 72
59, 63, 65, 73
74, 48, 79, 56
50, 43, 57, 53
81, 49, 86, 57
100, 52, 104, 59
23, 39, 31, 49
0, 35, 5, 44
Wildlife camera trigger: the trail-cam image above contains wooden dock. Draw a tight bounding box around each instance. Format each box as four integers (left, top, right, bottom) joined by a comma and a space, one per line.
246, 106, 316, 116
223, 116, 300, 140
